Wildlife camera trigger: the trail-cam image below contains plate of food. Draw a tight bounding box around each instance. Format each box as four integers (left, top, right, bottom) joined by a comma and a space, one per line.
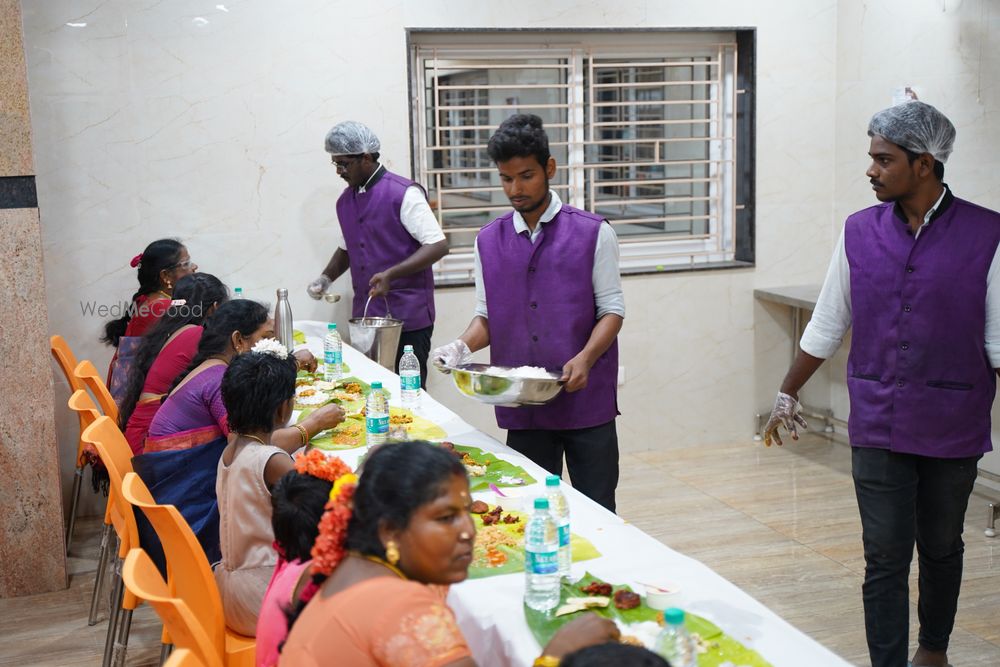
294, 375, 371, 412
436, 442, 536, 491
300, 406, 446, 451
524, 573, 773, 667
467, 503, 600, 579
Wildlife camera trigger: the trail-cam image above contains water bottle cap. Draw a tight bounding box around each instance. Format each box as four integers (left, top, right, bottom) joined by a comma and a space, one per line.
371, 381, 382, 389
663, 607, 685, 625
277, 288, 288, 297
234, 287, 242, 293
328, 323, 337, 330
545, 475, 561, 487
404, 344, 414, 352
533, 497, 550, 510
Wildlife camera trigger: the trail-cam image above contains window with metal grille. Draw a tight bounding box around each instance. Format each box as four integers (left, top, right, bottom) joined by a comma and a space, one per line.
409, 30, 756, 284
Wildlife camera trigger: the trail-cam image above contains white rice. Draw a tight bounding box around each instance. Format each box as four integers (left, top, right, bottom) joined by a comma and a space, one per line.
484, 365, 555, 379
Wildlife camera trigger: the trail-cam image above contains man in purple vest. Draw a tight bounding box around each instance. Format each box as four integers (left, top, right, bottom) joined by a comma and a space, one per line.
764, 102, 999, 667
307, 121, 448, 386
431, 114, 625, 512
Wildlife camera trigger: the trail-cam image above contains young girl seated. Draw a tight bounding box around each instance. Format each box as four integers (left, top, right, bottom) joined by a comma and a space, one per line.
214, 339, 300, 636
255, 450, 352, 667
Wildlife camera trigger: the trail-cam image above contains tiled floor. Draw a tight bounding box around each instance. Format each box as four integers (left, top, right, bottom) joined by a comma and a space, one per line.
1, 435, 998, 666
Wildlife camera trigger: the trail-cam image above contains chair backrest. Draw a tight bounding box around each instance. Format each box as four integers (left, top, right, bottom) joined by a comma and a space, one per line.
74, 359, 120, 424
68, 390, 102, 432
163, 649, 207, 667
120, 471, 227, 653
50, 335, 85, 393
80, 417, 139, 557
122, 549, 222, 667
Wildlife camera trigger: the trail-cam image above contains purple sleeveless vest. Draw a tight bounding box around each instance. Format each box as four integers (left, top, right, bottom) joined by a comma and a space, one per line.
845, 197, 1000, 458
478, 204, 619, 430
336, 169, 435, 331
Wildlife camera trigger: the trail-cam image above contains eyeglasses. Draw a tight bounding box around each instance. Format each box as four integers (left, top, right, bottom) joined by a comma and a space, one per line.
168, 259, 196, 270
331, 154, 363, 171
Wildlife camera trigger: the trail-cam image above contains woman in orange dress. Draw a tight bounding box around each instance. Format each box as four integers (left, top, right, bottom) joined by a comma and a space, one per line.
280, 441, 619, 666
103, 239, 198, 403
117, 273, 228, 455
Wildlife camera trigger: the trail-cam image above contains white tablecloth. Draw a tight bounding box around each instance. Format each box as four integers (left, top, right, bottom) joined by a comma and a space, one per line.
295, 321, 851, 667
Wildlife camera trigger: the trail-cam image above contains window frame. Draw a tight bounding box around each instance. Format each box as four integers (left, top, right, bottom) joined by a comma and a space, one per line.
406, 28, 757, 286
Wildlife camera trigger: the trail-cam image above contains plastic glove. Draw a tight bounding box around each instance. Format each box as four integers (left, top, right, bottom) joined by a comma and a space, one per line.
763, 392, 809, 447
431, 339, 471, 373
307, 275, 332, 300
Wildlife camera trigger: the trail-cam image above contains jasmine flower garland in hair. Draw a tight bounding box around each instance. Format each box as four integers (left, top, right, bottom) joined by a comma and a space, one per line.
251, 338, 289, 359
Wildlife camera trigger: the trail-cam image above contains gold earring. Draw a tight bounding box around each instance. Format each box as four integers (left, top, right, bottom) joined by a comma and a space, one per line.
385, 541, 400, 565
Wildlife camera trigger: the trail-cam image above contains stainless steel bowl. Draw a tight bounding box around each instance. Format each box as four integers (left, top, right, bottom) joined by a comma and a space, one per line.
446, 363, 565, 407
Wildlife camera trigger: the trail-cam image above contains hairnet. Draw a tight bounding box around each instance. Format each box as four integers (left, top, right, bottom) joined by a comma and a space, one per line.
324, 121, 380, 156
867, 101, 956, 164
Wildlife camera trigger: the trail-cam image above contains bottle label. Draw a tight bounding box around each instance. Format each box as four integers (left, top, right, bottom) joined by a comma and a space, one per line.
324, 350, 342, 365
526, 548, 559, 575
401, 373, 420, 391
557, 521, 570, 548
366, 415, 389, 434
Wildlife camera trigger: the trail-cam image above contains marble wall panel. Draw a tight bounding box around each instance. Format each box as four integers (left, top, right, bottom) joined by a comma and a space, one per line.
0, 206, 66, 597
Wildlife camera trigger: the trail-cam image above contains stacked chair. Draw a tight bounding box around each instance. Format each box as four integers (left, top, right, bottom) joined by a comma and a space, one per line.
48, 335, 92, 556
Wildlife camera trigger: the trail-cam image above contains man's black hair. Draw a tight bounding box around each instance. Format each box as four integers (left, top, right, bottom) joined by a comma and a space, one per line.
901, 145, 945, 181
486, 113, 550, 168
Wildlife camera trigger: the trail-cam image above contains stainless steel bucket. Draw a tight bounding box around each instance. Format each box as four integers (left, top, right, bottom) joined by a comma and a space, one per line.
348, 296, 403, 371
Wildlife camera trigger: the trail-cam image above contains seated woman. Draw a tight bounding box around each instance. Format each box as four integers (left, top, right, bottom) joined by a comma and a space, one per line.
256, 450, 349, 667
280, 441, 619, 666
135, 300, 343, 570
214, 342, 345, 636
117, 273, 228, 455
103, 239, 198, 403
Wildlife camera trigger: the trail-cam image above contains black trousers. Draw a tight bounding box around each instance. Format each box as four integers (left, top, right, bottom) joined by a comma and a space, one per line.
852, 446, 981, 667
395, 325, 433, 388
506, 420, 619, 513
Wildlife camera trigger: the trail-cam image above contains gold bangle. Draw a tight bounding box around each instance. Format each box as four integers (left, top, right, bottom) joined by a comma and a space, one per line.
293, 424, 309, 446
533, 657, 560, 667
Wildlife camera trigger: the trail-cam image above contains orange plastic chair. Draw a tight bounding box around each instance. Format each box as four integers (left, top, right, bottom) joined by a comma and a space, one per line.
164, 648, 209, 667
50, 335, 91, 556
121, 549, 222, 667
81, 416, 142, 667
67, 390, 117, 626
74, 359, 120, 425
121, 472, 256, 667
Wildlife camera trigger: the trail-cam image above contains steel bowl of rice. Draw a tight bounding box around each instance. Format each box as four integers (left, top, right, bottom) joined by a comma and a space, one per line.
445, 363, 565, 407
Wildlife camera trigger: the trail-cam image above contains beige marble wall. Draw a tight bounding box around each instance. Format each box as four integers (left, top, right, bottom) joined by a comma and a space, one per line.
0, 0, 66, 597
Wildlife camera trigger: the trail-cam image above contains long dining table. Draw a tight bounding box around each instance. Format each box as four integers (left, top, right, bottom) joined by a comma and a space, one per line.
295, 320, 851, 667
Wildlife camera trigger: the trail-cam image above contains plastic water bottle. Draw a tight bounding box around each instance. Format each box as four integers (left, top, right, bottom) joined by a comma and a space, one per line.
545, 475, 571, 578
524, 497, 561, 612
233, 287, 243, 299
323, 323, 342, 381
654, 608, 697, 667
365, 381, 389, 446
399, 344, 421, 407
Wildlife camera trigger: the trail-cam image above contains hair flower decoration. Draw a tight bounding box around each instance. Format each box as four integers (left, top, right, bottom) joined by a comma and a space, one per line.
250, 338, 289, 359
294, 449, 352, 483
129, 253, 143, 268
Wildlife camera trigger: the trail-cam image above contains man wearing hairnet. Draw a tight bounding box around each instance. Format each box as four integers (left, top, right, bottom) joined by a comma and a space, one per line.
764, 101, 1000, 667
308, 121, 448, 385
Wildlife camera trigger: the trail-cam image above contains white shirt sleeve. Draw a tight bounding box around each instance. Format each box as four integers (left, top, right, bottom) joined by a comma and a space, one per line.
799, 226, 853, 359
594, 222, 625, 319
473, 237, 488, 319
984, 243, 1000, 367
399, 186, 446, 245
